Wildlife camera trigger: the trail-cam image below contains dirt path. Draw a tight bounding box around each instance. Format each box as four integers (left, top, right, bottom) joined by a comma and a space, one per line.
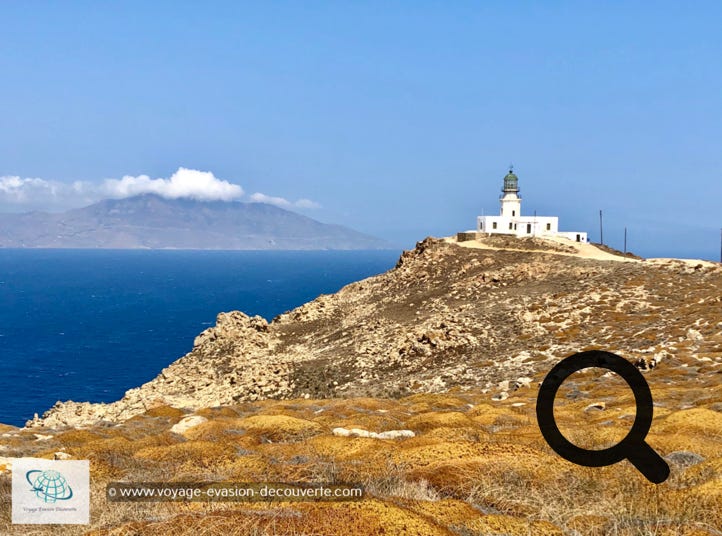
444, 235, 639, 262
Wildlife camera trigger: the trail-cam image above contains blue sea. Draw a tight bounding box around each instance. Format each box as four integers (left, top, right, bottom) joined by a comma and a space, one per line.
0, 249, 400, 427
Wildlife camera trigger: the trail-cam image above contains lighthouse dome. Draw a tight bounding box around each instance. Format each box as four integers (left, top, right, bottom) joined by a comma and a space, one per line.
502, 169, 519, 193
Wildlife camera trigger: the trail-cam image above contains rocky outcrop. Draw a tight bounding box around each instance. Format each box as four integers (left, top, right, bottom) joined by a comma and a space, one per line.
29, 236, 722, 428
31, 312, 294, 428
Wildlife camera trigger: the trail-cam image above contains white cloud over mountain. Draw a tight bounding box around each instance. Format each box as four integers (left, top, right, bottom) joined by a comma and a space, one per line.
102, 168, 244, 201
249, 193, 321, 209
0, 168, 319, 212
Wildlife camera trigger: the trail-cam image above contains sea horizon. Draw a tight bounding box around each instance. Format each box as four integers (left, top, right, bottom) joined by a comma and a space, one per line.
0, 244, 717, 262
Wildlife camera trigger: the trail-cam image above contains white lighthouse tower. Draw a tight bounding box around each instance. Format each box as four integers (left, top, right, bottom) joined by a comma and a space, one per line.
473, 167, 588, 243
499, 166, 521, 218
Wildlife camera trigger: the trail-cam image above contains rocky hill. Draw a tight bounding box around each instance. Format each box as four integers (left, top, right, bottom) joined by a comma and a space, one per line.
3, 235, 721, 535
30, 234, 722, 428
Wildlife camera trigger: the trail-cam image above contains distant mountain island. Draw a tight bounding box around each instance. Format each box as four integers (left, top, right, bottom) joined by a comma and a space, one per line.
0, 194, 392, 250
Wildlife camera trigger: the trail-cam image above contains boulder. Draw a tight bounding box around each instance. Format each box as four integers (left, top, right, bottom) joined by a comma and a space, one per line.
170, 415, 208, 435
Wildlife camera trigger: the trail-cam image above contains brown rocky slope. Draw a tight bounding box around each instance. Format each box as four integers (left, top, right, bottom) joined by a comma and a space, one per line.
30, 235, 722, 428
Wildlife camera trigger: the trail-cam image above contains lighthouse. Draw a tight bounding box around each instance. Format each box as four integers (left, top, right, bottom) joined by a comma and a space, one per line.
499, 167, 521, 218
472, 167, 588, 243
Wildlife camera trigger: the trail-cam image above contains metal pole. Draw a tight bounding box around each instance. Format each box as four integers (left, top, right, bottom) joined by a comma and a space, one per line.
624, 227, 627, 254
599, 210, 604, 245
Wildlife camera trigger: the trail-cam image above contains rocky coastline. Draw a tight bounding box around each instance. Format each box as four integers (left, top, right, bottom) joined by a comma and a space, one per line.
26, 235, 722, 430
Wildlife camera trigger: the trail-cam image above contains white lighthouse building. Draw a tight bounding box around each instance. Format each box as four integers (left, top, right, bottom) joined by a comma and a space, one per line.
476, 168, 588, 243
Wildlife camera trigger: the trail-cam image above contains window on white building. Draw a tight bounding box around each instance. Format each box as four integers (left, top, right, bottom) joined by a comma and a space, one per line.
492, 222, 497, 229
546, 223, 551, 231
509, 222, 513, 230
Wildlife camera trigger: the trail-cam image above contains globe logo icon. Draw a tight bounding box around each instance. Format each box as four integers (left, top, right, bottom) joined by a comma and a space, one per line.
25, 469, 74, 503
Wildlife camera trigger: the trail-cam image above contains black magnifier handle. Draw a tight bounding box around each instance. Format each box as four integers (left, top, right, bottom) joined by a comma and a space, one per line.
626, 441, 670, 484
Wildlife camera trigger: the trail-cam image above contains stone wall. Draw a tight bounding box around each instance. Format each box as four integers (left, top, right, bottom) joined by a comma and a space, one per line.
456, 231, 482, 242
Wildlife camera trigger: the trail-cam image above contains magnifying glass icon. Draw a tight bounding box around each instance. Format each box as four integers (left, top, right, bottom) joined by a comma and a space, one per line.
536, 350, 670, 484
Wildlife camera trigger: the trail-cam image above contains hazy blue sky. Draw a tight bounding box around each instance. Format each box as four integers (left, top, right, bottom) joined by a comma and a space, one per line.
1, 2, 720, 258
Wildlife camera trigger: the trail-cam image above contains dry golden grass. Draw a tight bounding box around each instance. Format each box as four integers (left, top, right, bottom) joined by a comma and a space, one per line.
405, 411, 475, 431
237, 415, 322, 442
134, 441, 237, 472
142, 405, 186, 422
0, 424, 18, 434
2, 376, 721, 535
